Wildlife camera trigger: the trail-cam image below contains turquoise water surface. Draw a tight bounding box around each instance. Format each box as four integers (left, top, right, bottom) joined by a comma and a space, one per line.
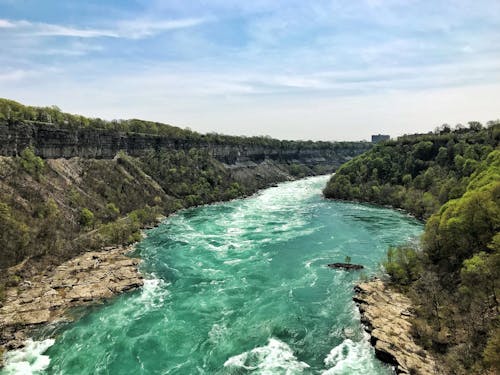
3, 175, 423, 374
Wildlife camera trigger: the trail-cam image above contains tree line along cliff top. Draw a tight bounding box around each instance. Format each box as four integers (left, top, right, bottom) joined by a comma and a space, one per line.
0, 98, 368, 151
324, 121, 500, 219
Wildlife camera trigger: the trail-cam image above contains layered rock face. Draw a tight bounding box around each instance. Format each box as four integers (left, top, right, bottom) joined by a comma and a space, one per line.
0, 246, 143, 352
354, 279, 438, 375
0, 121, 370, 167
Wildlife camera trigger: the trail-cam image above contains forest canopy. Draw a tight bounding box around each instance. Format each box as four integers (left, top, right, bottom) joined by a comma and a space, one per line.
324, 122, 500, 373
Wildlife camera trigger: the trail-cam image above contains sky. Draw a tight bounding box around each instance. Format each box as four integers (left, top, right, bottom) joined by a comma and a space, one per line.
0, 0, 499, 141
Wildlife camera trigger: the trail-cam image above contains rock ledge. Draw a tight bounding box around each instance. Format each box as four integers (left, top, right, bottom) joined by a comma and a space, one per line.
0, 246, 143, 357
354, 278, 437, 375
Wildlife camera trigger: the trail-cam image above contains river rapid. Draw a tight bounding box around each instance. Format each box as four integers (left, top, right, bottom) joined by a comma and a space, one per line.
2, 175, 422, 374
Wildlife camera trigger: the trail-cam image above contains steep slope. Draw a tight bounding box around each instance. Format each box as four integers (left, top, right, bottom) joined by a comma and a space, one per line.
324, 122, 500, 374
0, 98, 369, 277
324, 123, 499, 219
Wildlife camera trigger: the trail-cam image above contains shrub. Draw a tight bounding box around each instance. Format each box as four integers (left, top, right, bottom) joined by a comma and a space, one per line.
383, 246, 422, 285
19, 147, 44, 176
79, 208, 95, 228
105, 203, 120, 221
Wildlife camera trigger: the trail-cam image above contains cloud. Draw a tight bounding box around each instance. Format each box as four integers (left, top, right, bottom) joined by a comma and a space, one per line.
0, 69, 34, 82
36, 23, 118, 38
0, 19, 15, 28
1, 0, 499, 141
0, 17, 208, 39
40, 43, 104, 56
116, 18, 209, 39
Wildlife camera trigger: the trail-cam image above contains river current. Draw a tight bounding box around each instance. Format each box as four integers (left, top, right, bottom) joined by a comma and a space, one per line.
3, 175, 422, 374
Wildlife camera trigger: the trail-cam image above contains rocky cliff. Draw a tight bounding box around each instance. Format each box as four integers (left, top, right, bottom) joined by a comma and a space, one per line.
354, 279, 438, 375
0, 117, 371, 274
0, 120, 370, 168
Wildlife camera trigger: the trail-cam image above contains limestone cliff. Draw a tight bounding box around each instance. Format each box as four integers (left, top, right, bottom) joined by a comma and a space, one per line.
0, 118, 370, 273
0, 120, 370, 168
354, 279, 438, 375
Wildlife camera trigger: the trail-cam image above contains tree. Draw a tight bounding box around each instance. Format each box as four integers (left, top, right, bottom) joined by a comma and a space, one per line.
0, 202, 30, 265
384, 246, 422, 285
19, 147, 44, 176
79, 208, 95, 228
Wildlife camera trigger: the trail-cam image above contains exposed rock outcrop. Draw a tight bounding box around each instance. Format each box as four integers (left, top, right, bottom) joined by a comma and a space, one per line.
353, 279, 438, 375
327, 262, 364, 270
0, 246, 143, 354
0, 121, 371, 167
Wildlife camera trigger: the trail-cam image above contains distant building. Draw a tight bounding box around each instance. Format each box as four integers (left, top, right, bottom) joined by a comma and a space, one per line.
371, 134, 390, 143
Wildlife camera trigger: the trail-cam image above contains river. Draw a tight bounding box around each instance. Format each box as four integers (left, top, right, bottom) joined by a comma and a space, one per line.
2, 175, 423, 374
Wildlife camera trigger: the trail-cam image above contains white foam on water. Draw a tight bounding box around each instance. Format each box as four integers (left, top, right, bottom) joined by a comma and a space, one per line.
223, 258, 242, 265
2, 338, 55, 375
137, 276, 170, 310
322, 338, 381, 374
224, 338, 310, 374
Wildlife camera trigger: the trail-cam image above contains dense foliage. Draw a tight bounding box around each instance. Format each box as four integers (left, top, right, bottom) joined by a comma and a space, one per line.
0, 97, 373, 291
324, 122, 499, 219
325, 123, 500, 373
139, 148, 244, 208
411, 151, 498, 374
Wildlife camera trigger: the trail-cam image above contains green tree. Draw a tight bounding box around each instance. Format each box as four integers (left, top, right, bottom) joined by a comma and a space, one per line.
79, 208, 95, 228
19, 147, 44, 176
383, 246, 422, 285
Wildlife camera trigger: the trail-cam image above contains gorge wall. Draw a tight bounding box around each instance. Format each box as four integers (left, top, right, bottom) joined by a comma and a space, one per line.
0, 118, 371, 273
0, 121, 370, 168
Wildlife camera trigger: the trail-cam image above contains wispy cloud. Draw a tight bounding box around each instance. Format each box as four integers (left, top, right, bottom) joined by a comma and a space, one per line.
0, 17, 208, 39
116, 18, 209, 39
0, 69, 36, 82
0, 0, 499, 140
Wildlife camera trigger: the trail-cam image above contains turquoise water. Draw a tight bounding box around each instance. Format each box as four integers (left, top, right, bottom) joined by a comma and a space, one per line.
3, 176, 423, 374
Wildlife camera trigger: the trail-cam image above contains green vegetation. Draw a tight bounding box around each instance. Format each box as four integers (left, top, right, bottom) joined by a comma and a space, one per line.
326, 123, 500, 374
96, 206, 160, 247
324, 122, 499, 219
0, 98, 369, 315
1, 146, 240, 273
0, 202, 30, 265
383, 246, 422, 286
19, 147, 44, 177
139, 148, 246, 206
0, 98, 368, 153
79, 208, 95, 228
105, 203, 120, 221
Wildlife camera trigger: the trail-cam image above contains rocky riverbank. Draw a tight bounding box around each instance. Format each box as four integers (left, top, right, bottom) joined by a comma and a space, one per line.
353, 279, 438, 375
0, 246, 143, 365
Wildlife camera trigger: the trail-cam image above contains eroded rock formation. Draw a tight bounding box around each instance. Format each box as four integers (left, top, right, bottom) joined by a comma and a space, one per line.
0, 121, 370, 168
0, 246, 143, 352
353, 279, 438, 375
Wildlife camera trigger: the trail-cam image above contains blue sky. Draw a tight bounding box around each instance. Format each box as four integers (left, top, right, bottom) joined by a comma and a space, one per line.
0, 0, 499, 140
